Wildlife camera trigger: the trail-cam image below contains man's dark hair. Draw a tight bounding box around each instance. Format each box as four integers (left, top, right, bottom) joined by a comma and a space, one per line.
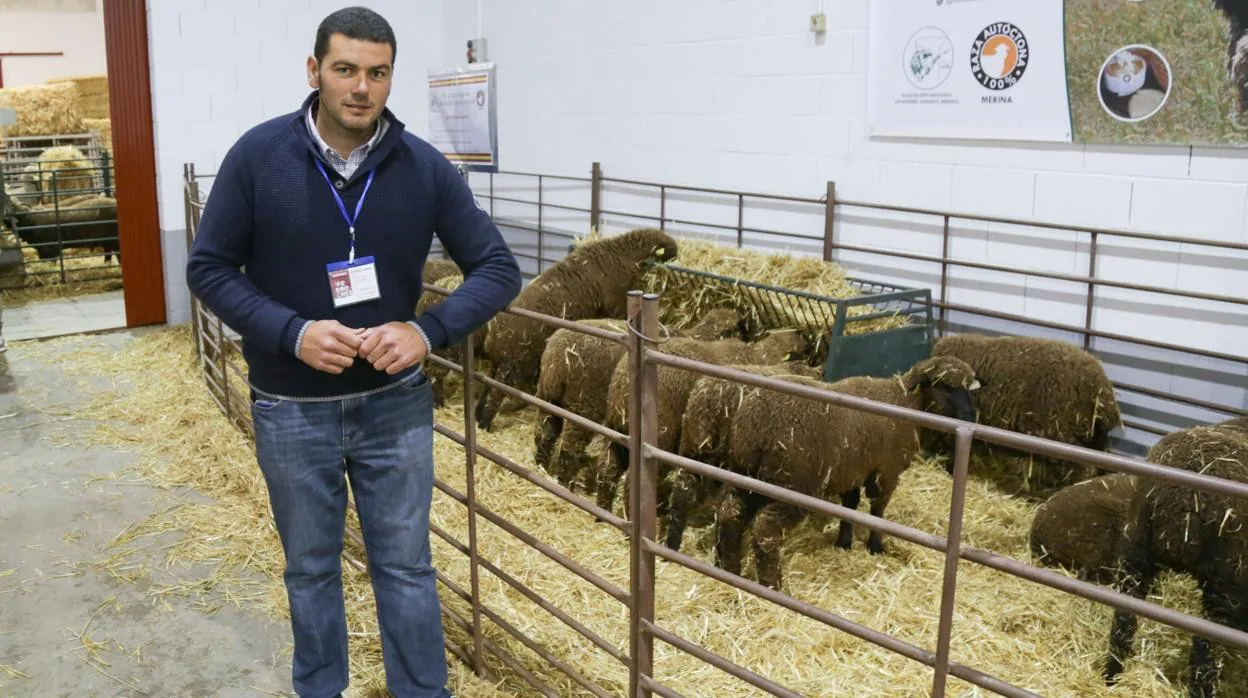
314, 6, 397, 65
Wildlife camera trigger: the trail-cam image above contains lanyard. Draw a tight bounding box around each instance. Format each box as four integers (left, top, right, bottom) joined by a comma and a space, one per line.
315, 159, 375, 264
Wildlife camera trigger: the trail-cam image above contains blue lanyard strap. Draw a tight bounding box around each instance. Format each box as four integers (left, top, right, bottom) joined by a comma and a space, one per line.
315, 159, 376, 263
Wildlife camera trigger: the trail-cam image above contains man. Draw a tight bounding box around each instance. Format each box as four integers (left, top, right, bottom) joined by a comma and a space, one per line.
185, 7, 521, 698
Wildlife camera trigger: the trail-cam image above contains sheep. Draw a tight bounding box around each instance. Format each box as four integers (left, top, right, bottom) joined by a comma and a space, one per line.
34, 145, 96, 203
662, 361, 823, 553
593, 328, 814, 518
414, 270, 490, 408
474, 228, 678, 432
533, 308, 745, 494
1215, 0, 1248, 123
1028, 473, 1138, 585
929, 333, 1122, 498
423, 257, 461, 286
714, 356, 980, 590
1, 193, 120, 264
1103, 423, 1248, 698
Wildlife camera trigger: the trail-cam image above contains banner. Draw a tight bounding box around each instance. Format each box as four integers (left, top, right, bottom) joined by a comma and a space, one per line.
427, 63, 499, 171
867, 0, 1248, 146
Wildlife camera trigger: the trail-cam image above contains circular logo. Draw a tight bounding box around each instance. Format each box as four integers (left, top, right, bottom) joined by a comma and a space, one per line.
970, 22, 1028, 90
903, 26, 955, 90
1096, 44, 1172, 122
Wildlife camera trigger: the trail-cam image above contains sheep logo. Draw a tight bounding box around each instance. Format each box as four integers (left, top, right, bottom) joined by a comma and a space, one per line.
970, 22, 1029, 90
903, 26, 955, 90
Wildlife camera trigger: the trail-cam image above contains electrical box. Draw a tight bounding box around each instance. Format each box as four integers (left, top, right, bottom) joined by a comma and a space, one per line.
810, 12, 826, 34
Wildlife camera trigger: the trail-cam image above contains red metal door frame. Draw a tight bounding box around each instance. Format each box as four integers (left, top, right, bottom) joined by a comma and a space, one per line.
102, 0, 166, 327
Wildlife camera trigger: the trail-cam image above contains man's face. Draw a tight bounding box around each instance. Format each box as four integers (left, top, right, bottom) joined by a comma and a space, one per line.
307, 33, 393, 135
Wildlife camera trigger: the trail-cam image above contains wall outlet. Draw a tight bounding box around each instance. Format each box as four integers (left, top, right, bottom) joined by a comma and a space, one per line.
810, 12, 826, 33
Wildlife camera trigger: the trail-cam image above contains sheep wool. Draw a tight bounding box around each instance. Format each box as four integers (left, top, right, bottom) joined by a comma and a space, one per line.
1105, 424, 1248, 698
534, 307, 746, 498
35, 145, 95, 202
719, 355, 979, 589
595, 329, 813, 516
1028, 473, 1137, 584
931, 333, 1121, 497
474, 227, 678, 431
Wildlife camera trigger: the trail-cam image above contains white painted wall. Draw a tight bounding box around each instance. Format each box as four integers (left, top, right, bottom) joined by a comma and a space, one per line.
148, 0, 447, 326
442, 0, 1248, 454
0, 0, 106, 87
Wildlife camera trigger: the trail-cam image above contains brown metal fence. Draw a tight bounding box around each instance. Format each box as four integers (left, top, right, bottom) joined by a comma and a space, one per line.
458, 163, 1247, 452
184, 164, 1248, 697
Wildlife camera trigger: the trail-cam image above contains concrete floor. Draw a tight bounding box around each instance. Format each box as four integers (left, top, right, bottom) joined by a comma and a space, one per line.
1, 290, 127, 343
0, 331, 295, 697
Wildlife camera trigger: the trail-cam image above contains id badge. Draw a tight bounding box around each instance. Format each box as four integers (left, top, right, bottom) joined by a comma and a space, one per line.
327, 255, 382, 308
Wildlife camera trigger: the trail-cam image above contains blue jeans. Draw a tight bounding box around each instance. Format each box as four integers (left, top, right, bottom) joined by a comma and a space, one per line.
251, 367, 451, 698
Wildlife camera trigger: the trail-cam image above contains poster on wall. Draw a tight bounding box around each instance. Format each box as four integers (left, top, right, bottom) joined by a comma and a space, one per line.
867, 0, 1248, 147
427, 62, 499, 171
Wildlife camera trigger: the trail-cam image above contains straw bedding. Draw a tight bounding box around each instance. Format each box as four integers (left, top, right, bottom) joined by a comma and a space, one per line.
20, 326, 1246, 697
0, 244, 121, 302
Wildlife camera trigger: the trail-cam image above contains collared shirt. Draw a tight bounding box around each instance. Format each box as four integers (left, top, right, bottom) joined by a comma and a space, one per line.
305, 98, 389, 180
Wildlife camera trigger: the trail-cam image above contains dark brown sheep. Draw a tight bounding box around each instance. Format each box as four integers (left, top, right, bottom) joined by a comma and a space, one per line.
717, 356, 980, 590
533, 308, 744, 493
1028, 473, 1138, 585
474, 228, 678, 431
594, 329, 814, 518
930, 333, 1122, 498
1104, 424, 1248, 698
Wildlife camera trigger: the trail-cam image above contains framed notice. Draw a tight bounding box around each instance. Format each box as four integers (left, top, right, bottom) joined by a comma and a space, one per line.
427, 63, 499, 171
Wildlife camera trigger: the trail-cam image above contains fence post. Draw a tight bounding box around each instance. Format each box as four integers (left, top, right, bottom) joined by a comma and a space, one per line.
627, 289, 660, 698
101, 149, 112, 197
590, 161, 602, 233
938, 215, 951, 336
931, 426, 974, 697
461, 328, 486, 675
1083, 232, 1098, 352
822, 180, 836, 262
183, 163, 201, 363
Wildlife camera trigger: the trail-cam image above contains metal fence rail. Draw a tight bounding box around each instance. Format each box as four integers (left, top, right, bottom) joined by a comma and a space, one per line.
184, 165, 1248, 697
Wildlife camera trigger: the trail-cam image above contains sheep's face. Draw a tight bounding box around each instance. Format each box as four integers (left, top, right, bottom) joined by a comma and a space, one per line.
620, 228, 678, 264
904, 356, 980, 423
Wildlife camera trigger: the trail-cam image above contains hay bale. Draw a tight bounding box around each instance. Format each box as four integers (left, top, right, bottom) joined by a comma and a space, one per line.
0, 82, 83, 137
47, 75, 108, 119
83, 117, 112, 153
1028, 473, 1138, 584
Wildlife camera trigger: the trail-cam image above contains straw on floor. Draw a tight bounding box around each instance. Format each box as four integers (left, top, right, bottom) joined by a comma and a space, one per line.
20, 325, 1244, 697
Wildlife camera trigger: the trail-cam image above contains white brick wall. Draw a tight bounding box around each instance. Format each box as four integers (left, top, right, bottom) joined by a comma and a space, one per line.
445, 0, 1248, 450
147, 0, 446, 325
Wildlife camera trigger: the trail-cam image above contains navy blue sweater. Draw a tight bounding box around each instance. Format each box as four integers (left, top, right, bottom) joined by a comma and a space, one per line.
186, 91, 521, 399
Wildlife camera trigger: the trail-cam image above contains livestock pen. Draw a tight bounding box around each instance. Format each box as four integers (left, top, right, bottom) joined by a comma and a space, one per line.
0, 133, 121, 300
183, 164, 1248, 696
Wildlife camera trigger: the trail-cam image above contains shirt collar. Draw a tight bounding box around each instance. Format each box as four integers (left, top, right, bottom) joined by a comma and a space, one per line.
305, 97, 388, 159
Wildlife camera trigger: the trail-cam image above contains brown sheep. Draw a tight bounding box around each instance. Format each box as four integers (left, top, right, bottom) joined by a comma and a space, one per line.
717, 356, 980, 589
533, 308, 744, 492
414, 271, 482, 407
594, 329, 814, 518
1104, 423, 1248, 698
474, 228, 678, 432
1028, 473, 1138, 585
663, 361, 823, 553
930, 333, 1122, 498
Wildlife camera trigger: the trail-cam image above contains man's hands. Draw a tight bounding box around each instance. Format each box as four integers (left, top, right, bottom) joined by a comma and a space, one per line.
298, 320, 428, 376
358, 322, 429, 375
298, 320, 366, 374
